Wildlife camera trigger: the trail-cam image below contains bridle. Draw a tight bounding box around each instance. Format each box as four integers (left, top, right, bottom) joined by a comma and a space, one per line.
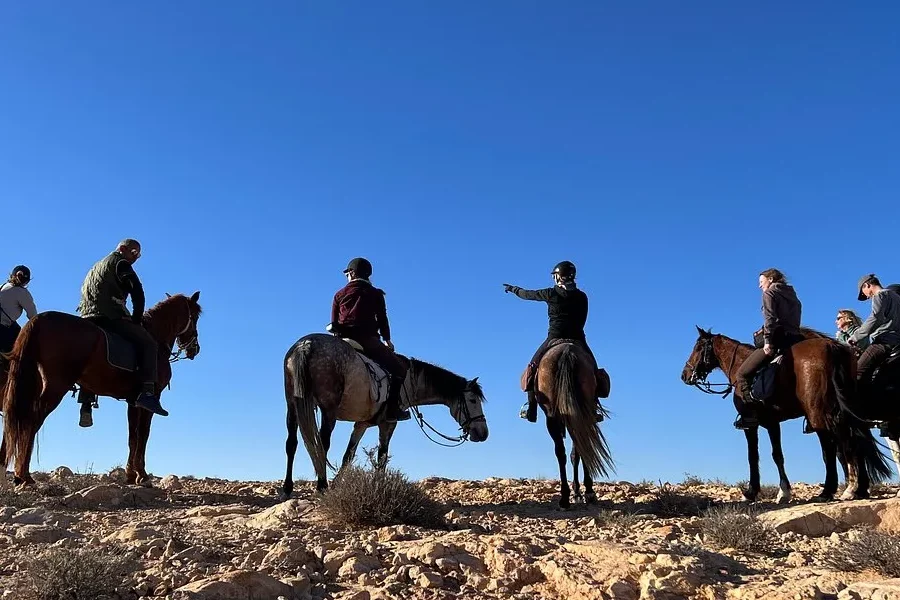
169, 298, 198, 363
401, 367, 487, 447
684, 336, 740, 398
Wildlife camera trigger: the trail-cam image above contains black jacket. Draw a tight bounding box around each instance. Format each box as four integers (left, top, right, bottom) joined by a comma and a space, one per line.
509, 283, 588, 339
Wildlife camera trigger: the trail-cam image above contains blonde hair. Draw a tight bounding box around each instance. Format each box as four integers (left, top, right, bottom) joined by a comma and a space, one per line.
838, 309, 862, 329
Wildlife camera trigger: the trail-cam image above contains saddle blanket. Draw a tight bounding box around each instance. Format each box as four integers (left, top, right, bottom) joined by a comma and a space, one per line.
341, 338, 391, 407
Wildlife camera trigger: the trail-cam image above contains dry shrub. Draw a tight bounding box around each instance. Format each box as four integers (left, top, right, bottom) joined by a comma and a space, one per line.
825, 528, 900, 577
22, 546, 131, 600
700, 505, 779, 554
320, 450, 446, 529
653, 483, 713, 517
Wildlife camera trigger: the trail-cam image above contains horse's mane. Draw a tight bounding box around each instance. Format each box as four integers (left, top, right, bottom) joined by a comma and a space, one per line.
409, 358, 485, 402
145, 294, 202, 321
800, 326, 831, 339
707, 325, 832, 349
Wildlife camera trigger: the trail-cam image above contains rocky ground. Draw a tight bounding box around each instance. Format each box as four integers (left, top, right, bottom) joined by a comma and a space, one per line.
1, 468, 899, 599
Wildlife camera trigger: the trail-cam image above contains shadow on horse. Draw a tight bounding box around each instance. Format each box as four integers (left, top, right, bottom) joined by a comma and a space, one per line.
1, 292, 202, 487
682, 326, 892, 502
530, 341, 615, 510
281, 333, 489, 498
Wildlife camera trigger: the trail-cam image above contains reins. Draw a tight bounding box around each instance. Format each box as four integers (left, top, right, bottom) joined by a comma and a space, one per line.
402, 364, 485, 447
688, 337, 741, 398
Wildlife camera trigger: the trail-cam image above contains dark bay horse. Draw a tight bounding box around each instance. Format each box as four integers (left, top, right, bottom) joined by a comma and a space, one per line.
2, 293, 202, 487
281, 333, 489, 497
533, 342, 614, 509
682, 327, 892, 502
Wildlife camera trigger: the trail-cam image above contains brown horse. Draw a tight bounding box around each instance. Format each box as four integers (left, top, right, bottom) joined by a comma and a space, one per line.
682, 327, 892, 501
281, 333, 489, 498
532, 341, 614, 509
2, 292, 202, 487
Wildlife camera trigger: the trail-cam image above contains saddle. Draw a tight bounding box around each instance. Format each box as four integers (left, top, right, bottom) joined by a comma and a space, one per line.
871, 345, 900, 392
519, 339, 611, 399
750, 354, 784, 403
338, 337, 392, 409
97, 328, 139, 372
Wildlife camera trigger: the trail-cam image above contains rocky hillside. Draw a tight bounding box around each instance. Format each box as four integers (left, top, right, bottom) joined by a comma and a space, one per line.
1, 468, 899, 599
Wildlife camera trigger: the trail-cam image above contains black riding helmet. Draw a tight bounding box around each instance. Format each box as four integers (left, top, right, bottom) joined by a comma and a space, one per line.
10, 265, 31, 284
551, 261, 576, 279
343, 257, 373, 279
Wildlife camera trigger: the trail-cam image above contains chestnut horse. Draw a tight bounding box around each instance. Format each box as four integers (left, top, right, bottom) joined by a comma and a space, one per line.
682, 327, 892, 502
533, 342, 614, 509
282, 333, 489, 498
2, 292, 202, 486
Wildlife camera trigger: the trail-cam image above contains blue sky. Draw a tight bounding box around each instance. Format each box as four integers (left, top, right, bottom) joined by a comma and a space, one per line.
2, 1, 899, 486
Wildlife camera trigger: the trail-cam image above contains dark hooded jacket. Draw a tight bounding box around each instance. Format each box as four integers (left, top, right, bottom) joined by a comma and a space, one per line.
761, 282, 802, 348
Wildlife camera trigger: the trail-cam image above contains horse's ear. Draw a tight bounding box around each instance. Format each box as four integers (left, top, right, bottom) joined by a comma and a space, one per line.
696, 325, 711, 338
165, 293, 172, 298
471, 377, 479, 384
695, 325, 704, 336
190, 291, 200, 302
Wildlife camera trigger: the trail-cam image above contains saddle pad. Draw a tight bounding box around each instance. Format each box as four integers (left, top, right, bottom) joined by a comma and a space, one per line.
101, 330, 137, 372
357, 352, 391, 407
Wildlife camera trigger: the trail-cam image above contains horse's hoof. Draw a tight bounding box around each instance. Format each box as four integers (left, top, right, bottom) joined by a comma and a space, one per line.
852, 491, 870, 501
558, 499, 571, 511
742, 491, 758, 503
585, 493, 598, 505
810, 494, 835, 503
775, 492, 792, 505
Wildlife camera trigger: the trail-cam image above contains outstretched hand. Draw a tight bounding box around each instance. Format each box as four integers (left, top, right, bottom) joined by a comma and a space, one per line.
503, 283, 514, 293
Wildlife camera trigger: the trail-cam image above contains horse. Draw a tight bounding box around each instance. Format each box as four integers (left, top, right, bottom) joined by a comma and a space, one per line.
1, 292, 202, 487
530, 341, 614, 509
281, 333, 489, 497
681, 326, 833, 503
681, 326, 893, 502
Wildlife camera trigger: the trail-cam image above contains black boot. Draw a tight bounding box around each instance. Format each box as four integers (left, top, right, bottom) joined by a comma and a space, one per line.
77, 388, 96, 428
384, 376, 410, 423
733, 388, 759, 430
519, 391, 538, 423
134, 383, 169, 417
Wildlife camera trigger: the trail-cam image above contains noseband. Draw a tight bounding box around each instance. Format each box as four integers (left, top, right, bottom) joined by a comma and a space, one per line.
685, 337, 739, 397
170, 298, 199, 363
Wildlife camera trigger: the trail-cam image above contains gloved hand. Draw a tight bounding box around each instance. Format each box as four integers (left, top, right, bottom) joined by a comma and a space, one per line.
503, 283, 515, 294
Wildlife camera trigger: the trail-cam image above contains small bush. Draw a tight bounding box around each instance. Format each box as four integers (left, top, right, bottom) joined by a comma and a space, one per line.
700, 505, 779, 554
681, 473, 706, 487
320, 450, 446, 529
23, 546, 130, 600
825, 528, 900, 577
653, 483, 714, 517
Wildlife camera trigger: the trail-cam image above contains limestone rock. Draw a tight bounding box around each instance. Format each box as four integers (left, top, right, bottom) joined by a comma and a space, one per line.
172, 569, 294, 599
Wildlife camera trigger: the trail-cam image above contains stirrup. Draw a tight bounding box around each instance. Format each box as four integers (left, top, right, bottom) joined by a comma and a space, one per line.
79, 408, 93, 428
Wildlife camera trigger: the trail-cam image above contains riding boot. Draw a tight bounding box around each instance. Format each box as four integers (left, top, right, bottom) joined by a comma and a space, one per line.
77, 388, 96, 428
134, 383, 169, 417
519, 391, 538, 423
384, 376, 410, 423
733, 393, 759, 430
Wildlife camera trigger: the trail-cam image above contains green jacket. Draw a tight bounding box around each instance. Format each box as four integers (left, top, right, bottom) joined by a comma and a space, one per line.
77, 251, 140, 321
837, 324, 870, 350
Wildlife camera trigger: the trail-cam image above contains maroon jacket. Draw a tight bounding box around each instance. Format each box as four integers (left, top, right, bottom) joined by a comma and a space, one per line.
331, 280, 391, 341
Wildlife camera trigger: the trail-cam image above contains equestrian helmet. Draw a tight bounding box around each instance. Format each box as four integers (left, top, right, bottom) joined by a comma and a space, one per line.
344, 257, 373, 279
551, 261, 576, 279
10, 265, 30, 283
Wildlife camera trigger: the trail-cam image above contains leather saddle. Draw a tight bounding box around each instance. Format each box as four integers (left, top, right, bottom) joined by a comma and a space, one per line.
519, 339, 610, 398
871, 345, 900, 391
338, 337, 391, 407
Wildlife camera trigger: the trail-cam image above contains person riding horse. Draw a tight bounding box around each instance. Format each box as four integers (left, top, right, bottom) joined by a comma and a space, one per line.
849, 274, 900, 398
327, 257, 410, 423
503, 260, 603, 423
835, 308, 869, 351
0, 265, 37, 355
735, 268, 804, 430
76, 239, 168, 422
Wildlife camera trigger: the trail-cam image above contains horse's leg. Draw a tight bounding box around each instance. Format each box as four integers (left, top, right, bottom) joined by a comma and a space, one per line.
890, 436, 900, 497
281, 399, 299, 500
813, 431, 839, 501
765, 423, 791, 504
742, 426, 761, 502
376, 422, 397, 470
582, 456, 597, 504
570, 448, 582, 503
125, 405, 141, 485
134, 408, 154, 485
0, 438, 8, 490
546, 416, 570, 510
15, 385, 67, 486
318, 414, 336, 492
341, 422, 369, 470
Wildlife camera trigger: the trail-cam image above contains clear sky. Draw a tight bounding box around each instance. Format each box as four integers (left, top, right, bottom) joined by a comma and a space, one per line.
2, 1, 899, 486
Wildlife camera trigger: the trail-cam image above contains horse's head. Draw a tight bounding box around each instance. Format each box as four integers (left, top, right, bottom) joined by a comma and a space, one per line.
451, 376, 489, 443
681, 325, 719, 385
164, 291, 202, 360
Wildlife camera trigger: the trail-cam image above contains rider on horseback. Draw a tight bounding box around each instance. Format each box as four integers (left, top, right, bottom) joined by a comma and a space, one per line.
328, 257, 411, 423
735, 268, 804, 430
849, 274, 900, 397
0, 265, 37, 355
503, 260, 603, 423
76, 239, 168, 421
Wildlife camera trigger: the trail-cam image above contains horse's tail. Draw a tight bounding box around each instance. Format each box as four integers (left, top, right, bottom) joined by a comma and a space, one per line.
555, 345, 614, 480
285, 340, 333, 476
828, 342, 893, 484
2, 319, 41, 472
